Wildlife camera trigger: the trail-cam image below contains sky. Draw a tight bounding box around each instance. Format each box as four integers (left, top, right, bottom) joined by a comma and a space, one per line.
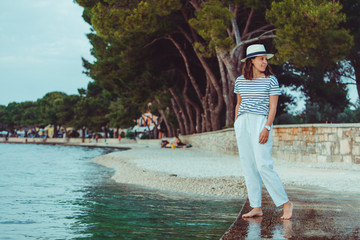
0, 0, 94, 106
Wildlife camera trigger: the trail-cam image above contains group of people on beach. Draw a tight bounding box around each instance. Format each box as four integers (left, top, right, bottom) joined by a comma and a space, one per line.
161, 136, 189, 148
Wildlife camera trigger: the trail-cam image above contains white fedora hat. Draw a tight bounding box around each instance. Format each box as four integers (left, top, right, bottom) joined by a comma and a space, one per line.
241, 44, 274, 62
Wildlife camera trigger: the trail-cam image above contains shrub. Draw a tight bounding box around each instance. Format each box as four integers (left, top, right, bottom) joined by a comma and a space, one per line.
68, 131, 80, 138
126, 131, 135, 139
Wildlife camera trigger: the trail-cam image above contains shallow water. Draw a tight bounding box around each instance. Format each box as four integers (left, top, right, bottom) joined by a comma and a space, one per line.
0, 143, 242, 239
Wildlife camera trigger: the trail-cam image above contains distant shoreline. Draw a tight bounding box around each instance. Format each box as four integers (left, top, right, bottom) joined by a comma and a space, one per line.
0, 137, 136, 150
3, 137, 360, 198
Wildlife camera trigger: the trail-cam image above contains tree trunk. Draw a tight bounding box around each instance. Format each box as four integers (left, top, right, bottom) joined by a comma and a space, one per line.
171, 98, 185, 135
158, 108, 174, 137
53, 124, 58, 138
216, 49, 232, 126
166, 35, 204, 133
186, 98, 202, 133
201, 113, 206, 132
193, 50, 224, 130
182, 75, 197, 133
178, 25, 224, 131
218, 49, 238, 124
204, 79, 213, 132
82, 128, 86, 142
104, 127, 108, 138
155, 97, 175, 137
169, 87, 191, 135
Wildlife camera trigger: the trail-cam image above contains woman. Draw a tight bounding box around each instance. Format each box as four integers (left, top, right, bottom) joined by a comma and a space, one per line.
234, 44, 293, 220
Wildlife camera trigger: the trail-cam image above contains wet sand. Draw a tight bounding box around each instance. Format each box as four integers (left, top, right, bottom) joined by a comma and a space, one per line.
92, 145, 247, 199
93, 144, 360, 198
221, 186, 360, 239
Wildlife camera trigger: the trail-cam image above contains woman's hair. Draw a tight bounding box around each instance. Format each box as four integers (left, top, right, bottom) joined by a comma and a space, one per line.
242, 57, 274, 80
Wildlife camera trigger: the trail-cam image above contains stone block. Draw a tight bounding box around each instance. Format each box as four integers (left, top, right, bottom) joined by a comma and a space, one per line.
337, 128, 343, 138
342, 128, 353, 138
340, 139, 351, 155
343, 155, 353, 163
355, 156, 360, 164
318, 134, 325, 142
284, 133, 292, 141
324, 127, 334, 134
307, 154, 317, 163
331, 155, 342, 162
334, 144, 339, 155
355, 136, 360, 143
352, 144, 360, 155
317, 155, 328, 163
315, 144, 322, 153
322, 142, 332, 155
328, 134, 336, 142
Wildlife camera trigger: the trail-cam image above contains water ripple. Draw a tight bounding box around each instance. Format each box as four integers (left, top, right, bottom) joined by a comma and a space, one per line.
0, 143, 242, 239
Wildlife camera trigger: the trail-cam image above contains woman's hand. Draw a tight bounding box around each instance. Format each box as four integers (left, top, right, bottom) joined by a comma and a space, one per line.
259, 128, 269, 144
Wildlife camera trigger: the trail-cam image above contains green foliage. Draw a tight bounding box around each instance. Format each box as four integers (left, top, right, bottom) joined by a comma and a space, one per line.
340, 0, 360, 41
72, 81, 111, 132
140, 133, 150, 139
68, 130, 80, 138
189, 1, 234, 55
56, 95, 81, 127
106, 98, 139, 128
266, 0, 353, 70
125, 130, 135, 139
0, 101, 40, 129
90, 0, 181, 40
275, 112, 303, 124
37, 92, 67, 126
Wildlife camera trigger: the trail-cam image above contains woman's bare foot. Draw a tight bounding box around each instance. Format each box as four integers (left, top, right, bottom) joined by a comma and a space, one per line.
242, 207, 263, 218
281, 201, 293, 220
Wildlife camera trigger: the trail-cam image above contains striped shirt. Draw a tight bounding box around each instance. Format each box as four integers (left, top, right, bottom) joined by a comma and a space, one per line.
234, 75, 281, 117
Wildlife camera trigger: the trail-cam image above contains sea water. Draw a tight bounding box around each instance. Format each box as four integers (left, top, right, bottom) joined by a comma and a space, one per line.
0, 143, 242, 239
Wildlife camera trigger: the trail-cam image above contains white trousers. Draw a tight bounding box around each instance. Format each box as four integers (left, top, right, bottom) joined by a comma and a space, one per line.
234, 113, 288, 208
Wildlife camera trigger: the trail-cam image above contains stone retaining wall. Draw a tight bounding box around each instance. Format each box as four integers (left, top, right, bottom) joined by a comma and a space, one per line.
181, 123, 360, 164
180, 129, 237, 156
272, 123, 360, 164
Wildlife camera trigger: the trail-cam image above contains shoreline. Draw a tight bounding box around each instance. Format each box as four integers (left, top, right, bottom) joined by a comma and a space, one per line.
92, 144, 360, 199
92, 146, 247, 199
0, 139, 135, 150
2, 140, 360, 198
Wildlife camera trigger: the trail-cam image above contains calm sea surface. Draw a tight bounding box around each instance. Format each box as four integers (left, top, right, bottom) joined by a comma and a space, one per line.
0, 143, 242, 239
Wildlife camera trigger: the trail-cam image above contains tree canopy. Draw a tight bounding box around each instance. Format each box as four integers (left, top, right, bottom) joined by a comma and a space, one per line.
1, 0, 359, 138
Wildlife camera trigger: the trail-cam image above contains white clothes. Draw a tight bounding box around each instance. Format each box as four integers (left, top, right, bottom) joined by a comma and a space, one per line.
234, 75, 281, 117
234, 113, 288, 208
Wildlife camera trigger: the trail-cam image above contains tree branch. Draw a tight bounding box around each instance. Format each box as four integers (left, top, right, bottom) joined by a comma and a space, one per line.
229, 4, 241, 45
242, 8, 254, 37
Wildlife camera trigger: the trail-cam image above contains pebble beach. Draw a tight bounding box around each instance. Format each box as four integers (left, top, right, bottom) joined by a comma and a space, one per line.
93, 144, 360, 199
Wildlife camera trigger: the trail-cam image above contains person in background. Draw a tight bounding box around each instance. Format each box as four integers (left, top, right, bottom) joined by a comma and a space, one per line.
171, 136, 185, 146
234, 44, 293, 220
